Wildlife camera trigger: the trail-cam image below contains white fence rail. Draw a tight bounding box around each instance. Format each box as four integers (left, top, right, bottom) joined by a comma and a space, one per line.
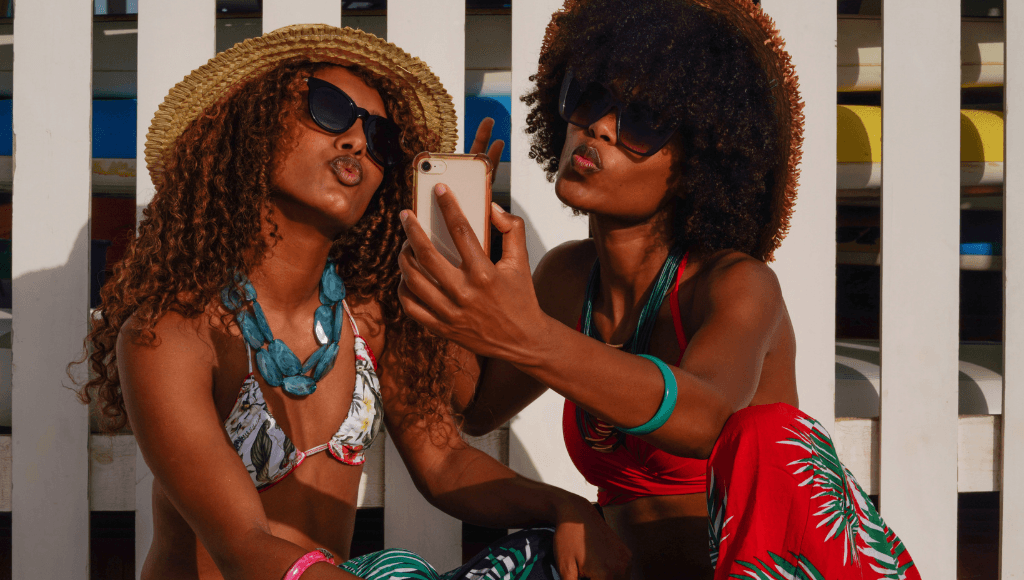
0, 1, 1020, 578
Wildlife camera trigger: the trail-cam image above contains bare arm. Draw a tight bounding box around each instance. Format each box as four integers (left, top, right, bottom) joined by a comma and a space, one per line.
377, 341, 630, 580
118, 313, 360, 580
453, 241, 592, 436
398, 191, 790, 458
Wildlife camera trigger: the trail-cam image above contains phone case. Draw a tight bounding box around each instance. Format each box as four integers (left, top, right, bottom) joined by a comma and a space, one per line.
412, 152, 492, 266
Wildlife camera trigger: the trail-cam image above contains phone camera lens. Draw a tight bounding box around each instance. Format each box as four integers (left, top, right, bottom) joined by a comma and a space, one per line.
421, 161, 432, 172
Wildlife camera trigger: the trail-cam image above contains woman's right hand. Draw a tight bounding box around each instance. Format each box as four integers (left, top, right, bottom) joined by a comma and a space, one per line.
553, 497, 632, 580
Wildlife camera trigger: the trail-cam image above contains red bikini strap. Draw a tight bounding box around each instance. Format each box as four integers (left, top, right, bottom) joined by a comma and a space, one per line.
669, 253, 689, 364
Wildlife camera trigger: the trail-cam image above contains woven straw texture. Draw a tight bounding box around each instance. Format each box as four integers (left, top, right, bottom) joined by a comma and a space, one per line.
144, 24, 458, 186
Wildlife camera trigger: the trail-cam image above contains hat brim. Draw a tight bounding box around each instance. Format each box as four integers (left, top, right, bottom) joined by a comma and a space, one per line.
144, 23, 458, 186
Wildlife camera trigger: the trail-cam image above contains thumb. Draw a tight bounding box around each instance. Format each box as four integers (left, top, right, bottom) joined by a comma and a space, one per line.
558, 557, 580, 580
490, 203, 529, 268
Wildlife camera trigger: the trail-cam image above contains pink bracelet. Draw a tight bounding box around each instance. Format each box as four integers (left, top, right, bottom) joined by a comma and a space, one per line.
284, 548, 336, 579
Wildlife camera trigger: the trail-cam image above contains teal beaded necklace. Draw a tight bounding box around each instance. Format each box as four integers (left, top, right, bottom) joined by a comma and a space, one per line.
576, 242, 687, 451
221, 262, 346, 396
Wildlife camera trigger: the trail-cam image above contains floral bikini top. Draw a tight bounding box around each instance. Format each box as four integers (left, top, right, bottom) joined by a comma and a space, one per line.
223, 301, 384, 492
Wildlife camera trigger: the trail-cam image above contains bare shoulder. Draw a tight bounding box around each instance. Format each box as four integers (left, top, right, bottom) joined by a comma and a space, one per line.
692, 250, 785, 322
533, 239, 595, 325
115, 308, 219, 397
117, 308, 215, 361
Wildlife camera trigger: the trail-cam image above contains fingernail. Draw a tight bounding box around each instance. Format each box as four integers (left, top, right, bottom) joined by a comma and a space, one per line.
434, 184, 447, 196
491, 202, 505, 214
399, 210, 409, 223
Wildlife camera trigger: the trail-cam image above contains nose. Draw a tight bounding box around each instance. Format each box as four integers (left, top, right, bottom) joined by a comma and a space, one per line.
334, 118, 368, 157
586, 108, 618, 146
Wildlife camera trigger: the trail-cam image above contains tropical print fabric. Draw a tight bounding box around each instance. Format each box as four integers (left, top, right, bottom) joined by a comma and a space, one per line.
224, 300, 384, 491
706, 403, 921, 580
340, 528, 560, 580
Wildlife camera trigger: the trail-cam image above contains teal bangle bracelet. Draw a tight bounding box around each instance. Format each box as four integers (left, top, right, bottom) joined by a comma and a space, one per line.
619, 354, 678, 436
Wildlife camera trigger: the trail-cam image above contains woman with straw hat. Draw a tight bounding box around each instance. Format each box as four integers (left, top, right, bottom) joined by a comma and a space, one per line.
74, 24, 629, 580
397, 0, 922, 578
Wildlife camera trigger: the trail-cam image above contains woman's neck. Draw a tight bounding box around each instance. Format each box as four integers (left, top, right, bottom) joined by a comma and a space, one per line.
247, 207, 338, 314
589, 210, 675, 337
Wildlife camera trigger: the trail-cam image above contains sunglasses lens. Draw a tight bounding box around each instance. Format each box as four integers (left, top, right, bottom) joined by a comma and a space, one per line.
365, 116, 403, 167
560, 72, 616, 129
308, 85, 356, 133
559, 71, 585, 122
619, 104, 674, 155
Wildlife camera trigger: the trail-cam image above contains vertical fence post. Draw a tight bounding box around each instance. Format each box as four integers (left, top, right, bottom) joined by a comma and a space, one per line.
135, 2, 215, 576
10, 0, 92, 578
1002, 2, 1024, 578
263, 0, 341, 33
879, 1, 960, 576
758, 0, 837, 435
508, 0, 595, 502
382, 1, 466, 569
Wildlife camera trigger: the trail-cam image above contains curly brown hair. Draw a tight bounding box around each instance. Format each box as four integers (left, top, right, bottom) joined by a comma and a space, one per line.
76, 58, 451, 431
523, 0, 801, 261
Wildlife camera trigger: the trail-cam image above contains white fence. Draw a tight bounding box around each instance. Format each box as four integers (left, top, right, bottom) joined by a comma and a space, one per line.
0, 0, 1021, 578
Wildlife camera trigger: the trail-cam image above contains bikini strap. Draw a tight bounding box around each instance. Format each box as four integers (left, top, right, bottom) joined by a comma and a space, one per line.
342, 300, 359, 336
245, 342, 254, 374
669, 252, 690, 358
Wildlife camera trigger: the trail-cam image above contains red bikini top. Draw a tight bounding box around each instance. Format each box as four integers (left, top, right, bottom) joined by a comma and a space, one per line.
562, 258, 708, 506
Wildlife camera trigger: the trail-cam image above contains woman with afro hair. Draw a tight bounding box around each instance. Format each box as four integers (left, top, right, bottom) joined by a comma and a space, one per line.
72, 24, 631, 580
398, 0, 923, 578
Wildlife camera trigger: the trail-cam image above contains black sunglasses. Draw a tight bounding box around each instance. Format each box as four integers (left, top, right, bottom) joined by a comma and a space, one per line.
305, 77, 403, 168
558, 70, 677, 156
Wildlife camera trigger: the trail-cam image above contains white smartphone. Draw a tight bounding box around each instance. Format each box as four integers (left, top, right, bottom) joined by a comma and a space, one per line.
412, 152, 492, 266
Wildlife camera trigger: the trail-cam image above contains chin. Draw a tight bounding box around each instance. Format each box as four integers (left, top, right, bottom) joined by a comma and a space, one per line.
554, 173, 593, 215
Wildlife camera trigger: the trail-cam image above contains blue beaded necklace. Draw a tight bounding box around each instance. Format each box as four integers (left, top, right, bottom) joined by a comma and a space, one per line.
221, 262, 346, 396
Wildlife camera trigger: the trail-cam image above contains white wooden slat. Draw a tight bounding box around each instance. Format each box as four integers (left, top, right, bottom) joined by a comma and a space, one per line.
0, 430, 507, 512
383, 436, 461, 570
1002, 1, 1024, 577
10, 0, 92, 578
509, 0, 595, 503
834, 416, 1002, 496
758, 0, 837, 434
388, 0, 466, 150
879, 1, 961, 576
381, 2, 468, 567
136, 3, 216, 577
262, 0, 340, 33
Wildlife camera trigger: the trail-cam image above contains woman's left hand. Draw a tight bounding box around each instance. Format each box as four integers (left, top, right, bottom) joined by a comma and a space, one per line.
398, 187, 544, 365
553, 498, 632, 580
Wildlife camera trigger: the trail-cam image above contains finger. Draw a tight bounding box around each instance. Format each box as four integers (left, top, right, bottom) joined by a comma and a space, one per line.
486, 139, 505, 184
558, 558, 579, 580
433, 184, 490, 270
399, 209, 463, 289
397, 244, 456, 319
397, 279, 448, 334
489, 202, 530, 269
469, 117, 495, 155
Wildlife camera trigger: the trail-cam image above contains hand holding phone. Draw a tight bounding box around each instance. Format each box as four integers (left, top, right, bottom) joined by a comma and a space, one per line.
412, 152, 492, 266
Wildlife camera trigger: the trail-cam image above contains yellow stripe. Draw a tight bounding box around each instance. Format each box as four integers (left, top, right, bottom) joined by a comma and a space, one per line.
837, 105, 881, 163
837, 106, 1004, 163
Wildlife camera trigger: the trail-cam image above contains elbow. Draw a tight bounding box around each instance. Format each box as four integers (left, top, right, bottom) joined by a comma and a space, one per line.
687, 400, 734, 460
460, 419, 495, 438
458, 409, 502, 438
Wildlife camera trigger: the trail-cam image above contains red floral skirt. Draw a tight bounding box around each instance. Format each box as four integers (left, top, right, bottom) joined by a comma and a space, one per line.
707, 403, 922, 580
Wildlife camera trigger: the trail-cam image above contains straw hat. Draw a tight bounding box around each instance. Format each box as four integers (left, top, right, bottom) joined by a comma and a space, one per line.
144, 23, 458, 186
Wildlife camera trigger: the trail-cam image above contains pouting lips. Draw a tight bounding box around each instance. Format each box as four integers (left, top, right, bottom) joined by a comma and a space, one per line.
571, 144, 602, 174
331, 155, 363, 187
